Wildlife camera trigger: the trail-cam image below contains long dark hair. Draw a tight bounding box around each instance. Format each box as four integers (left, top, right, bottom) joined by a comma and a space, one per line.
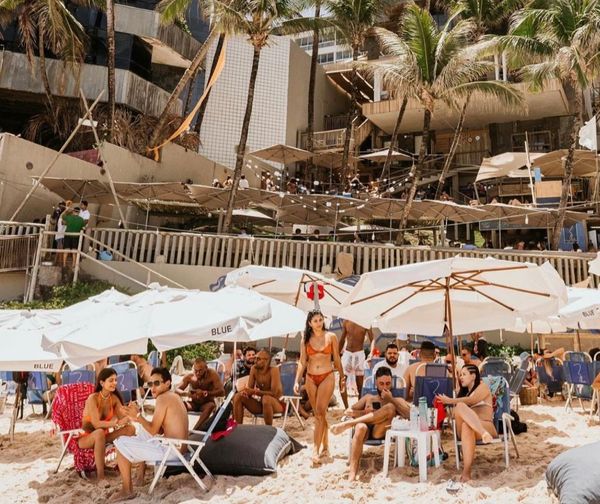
304, 309, 326, 348
96, 367, 124, 405
457, 364, 481, 398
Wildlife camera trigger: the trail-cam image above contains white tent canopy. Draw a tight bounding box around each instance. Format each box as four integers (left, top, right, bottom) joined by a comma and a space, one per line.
476, 152, 545, 182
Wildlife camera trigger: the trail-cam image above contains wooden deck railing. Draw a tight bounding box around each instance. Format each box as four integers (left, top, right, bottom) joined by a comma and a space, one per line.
84, 228, 598, 287
0, 221, 44, 272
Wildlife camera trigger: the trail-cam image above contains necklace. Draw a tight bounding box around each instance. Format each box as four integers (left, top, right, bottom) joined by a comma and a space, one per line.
99, 391, 111, 400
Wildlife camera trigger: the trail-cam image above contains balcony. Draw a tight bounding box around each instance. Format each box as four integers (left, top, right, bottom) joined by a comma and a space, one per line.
0, 50, 182, 117
362, 79, 570, 134
114, 4, 204, 67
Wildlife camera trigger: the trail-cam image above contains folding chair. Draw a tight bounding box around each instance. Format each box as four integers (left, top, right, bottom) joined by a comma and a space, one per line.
563, 351, 593, 412
279, 361, 305, 430
481, 357, 512, 383
62, 368, 96, 386
369, 357, 384, 370
148, 350, 160, 368
147, 389, 237, 494
413, 374, 453, 407
418, 363, 448, 378
535, 357, 565, 400
346, 375, 406, 461
452, 376, 519, 469
509, 368, 527, 411
207, 359, 226, 383
26, 372, 50, 417
51, 383, 115, 475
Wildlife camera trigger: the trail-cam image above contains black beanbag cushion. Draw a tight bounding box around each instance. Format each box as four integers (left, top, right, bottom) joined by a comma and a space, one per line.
546, 441, 600, 504
197, 425, 303, 476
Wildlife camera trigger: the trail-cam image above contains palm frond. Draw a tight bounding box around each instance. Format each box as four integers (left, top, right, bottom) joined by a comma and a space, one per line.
401, 4, 437, 84
444, 80, 524, 110
518, 60, 557, 91
158, 0, 193, 24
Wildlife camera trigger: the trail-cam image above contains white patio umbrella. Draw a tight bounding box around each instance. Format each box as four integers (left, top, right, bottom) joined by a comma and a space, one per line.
43, 285, 273, 367
338, 256, 567, 371
589, 252, 600, 277
558, 287, 600, 330
0, 310, 64, 372
224, 265, 353, 318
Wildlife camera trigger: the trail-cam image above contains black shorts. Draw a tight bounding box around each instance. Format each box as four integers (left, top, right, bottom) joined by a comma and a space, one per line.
64, 235, 79, 249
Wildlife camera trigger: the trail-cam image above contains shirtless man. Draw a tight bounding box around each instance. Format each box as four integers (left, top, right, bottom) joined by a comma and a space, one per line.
404, 341, 438, 401
339, 320, 374, 408
233, 349, 283, 425
111, 368, 190, 502
176, 358, 225, 430
330, 367, 410, 480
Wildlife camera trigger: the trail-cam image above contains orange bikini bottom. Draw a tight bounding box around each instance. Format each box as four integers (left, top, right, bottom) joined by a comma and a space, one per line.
306, 371, 333, 387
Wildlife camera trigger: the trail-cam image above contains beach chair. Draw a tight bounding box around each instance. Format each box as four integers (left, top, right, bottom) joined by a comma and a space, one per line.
563, 352, 593, 412
147, 390, 234, 494
368, 357, 384, 370
52, 383, 114, 475
148, 350, 160, 368
346, 376, 407, 462
419, 363, 448, 378
452, 376, 518, 470
412, 374, 453, 407
481, 357, 512, 383
207, 359, 226, 383
26, 372, 49, 417
509, 368, 527, 411
62, 368, 96, 386
535, 357, 565, 400
279, 361, 305, 430
108, 361, 139, 403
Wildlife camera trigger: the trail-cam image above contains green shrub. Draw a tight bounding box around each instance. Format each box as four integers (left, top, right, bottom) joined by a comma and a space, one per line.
0, 281, 127, 309
487, 342, 527, 359
166, 342, 219, 368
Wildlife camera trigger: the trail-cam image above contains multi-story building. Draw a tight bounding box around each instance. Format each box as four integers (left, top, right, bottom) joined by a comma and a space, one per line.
0, 0, 208, 133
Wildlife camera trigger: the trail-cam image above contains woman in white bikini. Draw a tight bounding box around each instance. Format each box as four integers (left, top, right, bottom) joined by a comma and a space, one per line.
437, 364, 497, 482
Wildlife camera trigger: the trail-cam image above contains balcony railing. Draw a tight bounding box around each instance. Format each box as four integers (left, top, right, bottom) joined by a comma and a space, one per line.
0, 221, 43, 273
299, 128, 347, 151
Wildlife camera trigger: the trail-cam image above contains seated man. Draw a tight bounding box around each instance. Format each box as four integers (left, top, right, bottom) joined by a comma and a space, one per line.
111, 368, 189, 502
233, 349, 284, 425
176, 358, 225, 430
373, 343, 408, 380
236, 346, 256, 379
460, 346, 481, 368
330, 367, 410, 481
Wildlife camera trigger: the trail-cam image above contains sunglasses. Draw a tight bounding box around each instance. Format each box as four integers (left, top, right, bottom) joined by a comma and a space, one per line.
146, 380, 164, 388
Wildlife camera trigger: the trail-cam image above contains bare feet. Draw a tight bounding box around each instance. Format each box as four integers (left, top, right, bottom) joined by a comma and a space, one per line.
459, 472, 471, 483
108, 490, 137, 503
481, 431, 493, 444
348, 471, 358, 481
330, 422, 350, 435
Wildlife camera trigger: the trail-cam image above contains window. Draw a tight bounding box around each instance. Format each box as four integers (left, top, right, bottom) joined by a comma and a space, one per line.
317, 52, 334, 64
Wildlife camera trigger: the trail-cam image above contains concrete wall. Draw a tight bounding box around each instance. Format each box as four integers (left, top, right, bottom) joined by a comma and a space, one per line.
0, 51, 181, 117
0, 271, 27, 301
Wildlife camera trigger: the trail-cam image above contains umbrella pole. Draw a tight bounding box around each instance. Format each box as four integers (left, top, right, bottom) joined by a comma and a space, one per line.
445, 282, 458, 389
530, 323, 534, 357
575, 328, 582, 352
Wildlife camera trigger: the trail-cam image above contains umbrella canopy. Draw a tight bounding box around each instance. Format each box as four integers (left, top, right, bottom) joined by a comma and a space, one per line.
558, 287, 600, 330
250, 144, 312, 164
476, 152, 545, 182
478, 203, 588, 227
532, 150, 600, 177
359, 149, 413, 163
225, 265, 353, 318
338, 256, 567, 336
410, 200, 487, 223
37, 177, 116, 204
43, 285, 273, 367
112, 182, 192, 203
0, 311, 64, 371
589, 252, 600, 276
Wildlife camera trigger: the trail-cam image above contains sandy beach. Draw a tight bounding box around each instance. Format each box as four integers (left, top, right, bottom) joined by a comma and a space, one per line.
2, 397, 598, 504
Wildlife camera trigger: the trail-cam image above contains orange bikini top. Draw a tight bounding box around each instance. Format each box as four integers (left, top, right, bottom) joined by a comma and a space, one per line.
307, 341, 333, 356
83, 393, 115, 427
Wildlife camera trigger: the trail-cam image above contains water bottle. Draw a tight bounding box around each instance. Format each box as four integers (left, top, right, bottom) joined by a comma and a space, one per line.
409, 405, 419, 431
418, 397, 428, 431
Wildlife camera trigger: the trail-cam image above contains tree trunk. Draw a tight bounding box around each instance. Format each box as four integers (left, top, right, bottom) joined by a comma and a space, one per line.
305, 1, 321, 179
194, 32, 225, 134
149, 29, 219, 150
222, 45, 262, 233
381, 96, 408, 184
106, 0, 116, 142
399, 108, 432, 235
341, 46, 359, 184
435, 96, 469, 199
37, 29, 56, 124
551, 88, 583, 250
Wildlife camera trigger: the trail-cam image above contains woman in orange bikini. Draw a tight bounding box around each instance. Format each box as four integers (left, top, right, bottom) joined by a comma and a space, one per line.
78, 367, 135, 479
294, 310, 345, 465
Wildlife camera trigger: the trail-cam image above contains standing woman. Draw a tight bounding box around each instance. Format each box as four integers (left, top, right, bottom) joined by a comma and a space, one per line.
294, 310, 345, 465
78, 368, 135, 479
436, 364, 496, 482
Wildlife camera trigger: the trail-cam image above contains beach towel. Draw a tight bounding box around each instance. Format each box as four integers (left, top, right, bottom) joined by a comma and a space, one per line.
51, 383, 97, 473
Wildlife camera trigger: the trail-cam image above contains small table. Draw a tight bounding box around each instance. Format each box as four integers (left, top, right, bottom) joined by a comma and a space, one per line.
382, 428, 440, 482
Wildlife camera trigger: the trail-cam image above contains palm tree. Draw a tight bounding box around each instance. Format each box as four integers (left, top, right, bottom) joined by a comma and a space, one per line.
305, 0, 321, 179
494, 0, 600, 249
213, 0, 313, 233
327, 0, 383, 182
106, 0, 116, 142
0, 0, 89, 123
373, 5, 522, 233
